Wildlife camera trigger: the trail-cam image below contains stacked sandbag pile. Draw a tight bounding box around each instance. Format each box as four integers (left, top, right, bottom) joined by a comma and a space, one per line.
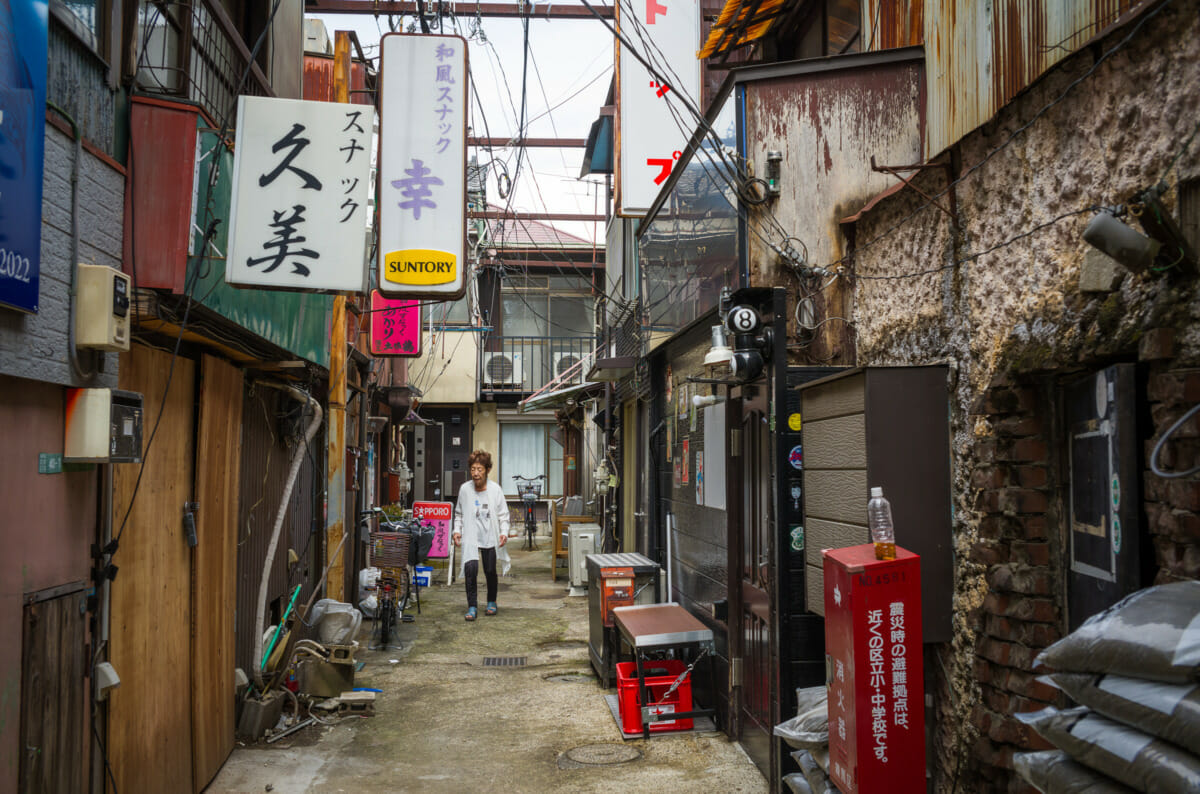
775, 685, 841, 794
1014, 581, 1200, 793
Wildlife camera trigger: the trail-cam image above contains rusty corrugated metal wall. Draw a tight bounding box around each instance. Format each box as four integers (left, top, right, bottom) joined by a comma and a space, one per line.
302, 54, 375, 105
914, 0, 1137, 157
235, 385, 324, 676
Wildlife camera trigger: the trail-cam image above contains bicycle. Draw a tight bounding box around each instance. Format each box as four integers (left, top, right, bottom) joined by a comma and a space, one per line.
511, 474, 546, 551
367, 508, 414, 649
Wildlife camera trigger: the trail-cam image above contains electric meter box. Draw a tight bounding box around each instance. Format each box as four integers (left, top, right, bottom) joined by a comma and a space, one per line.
65, 388, 144, 463
76, 263, 132, 351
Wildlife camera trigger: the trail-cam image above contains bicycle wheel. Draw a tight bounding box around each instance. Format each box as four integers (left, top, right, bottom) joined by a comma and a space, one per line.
379, 593, 393, 647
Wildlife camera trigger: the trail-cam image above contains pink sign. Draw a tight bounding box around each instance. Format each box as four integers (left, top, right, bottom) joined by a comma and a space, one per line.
370, 290, 422, 356
413, 501, 453, 559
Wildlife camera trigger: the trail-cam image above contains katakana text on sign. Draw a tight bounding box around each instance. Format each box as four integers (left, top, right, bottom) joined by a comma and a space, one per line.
226, 96, 373, 292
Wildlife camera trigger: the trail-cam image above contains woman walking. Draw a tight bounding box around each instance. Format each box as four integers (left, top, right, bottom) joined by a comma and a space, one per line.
452, 449, 512, 621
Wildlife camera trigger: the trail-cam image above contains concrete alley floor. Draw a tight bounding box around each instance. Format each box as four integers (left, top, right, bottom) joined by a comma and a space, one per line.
208, 536, 768, 794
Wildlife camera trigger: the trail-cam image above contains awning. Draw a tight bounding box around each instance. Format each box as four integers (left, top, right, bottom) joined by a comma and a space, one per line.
518, 381, 601, 414
697, 0, 789, 60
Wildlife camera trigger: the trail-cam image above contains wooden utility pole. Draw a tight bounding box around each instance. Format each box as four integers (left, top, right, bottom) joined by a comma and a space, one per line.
325, 30, 352, 600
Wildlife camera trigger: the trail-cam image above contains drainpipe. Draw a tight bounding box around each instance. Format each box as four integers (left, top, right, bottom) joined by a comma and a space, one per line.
252, 384, 323, 690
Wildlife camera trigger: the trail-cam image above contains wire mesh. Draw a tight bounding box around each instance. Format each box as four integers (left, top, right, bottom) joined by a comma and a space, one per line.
370, 531, 412, 576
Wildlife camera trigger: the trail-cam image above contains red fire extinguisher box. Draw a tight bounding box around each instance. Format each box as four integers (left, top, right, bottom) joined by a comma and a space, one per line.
823, 544, 926, 794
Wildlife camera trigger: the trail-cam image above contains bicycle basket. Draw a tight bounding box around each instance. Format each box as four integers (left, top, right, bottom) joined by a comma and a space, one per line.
398, 520, 436, 563
518, 481, 543, 500
370, 531, 412, 572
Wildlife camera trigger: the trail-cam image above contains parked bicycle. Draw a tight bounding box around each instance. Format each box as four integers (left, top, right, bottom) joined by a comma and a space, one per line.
511, 474, 546, 551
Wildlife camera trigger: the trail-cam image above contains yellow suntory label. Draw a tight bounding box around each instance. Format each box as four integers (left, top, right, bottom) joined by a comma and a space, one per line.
383, 249, 458, 286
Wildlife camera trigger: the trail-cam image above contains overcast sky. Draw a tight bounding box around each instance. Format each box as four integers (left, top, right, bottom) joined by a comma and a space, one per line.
310, 9, 615, 245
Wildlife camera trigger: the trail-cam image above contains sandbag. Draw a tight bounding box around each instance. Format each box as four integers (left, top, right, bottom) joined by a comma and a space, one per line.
774, 686, 829, 749
783, 773, 813, 794
1017, 706, 1200, 793
1035, 581, 1200, 683
1052, 672, 1200, 757
1013, 750, 1137, 793
308, 599, 362, 645
793, 749, 839, 794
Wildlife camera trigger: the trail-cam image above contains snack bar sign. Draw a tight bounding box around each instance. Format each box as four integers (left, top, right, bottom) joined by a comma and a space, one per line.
378, 33, 467, 299
226, 96, 373, 292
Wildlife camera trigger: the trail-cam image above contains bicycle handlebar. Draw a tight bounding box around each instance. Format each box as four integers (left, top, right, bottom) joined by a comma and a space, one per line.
511, 474, 547, 480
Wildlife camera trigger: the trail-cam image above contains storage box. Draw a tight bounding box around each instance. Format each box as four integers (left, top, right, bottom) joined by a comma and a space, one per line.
413, 565, 432, 587
616, 659, 693, 734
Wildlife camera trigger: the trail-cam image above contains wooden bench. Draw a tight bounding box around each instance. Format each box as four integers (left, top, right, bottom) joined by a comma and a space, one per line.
553, 514, 592, 581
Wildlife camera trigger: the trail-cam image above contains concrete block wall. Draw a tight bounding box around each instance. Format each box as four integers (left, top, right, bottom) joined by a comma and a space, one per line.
0, 123, 122, 389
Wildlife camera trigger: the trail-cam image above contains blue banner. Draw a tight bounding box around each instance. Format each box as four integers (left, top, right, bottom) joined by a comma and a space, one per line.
0, 0, 48, 313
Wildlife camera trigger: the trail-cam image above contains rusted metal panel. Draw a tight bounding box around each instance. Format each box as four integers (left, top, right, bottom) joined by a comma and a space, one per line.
123, 98, 200, 292
235, 386, 321, 677
925, 0, 1136, 158
862, 0, 925, 50
303, 54, 374, 105
742, 50, 925, 360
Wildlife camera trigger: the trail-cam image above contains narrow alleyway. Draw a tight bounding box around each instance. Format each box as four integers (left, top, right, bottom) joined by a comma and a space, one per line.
208, 541, 767, 793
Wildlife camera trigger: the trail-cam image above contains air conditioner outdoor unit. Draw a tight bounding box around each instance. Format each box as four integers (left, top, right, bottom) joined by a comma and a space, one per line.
567, 522, 602, 594
553, 351, 584, 383
482, 352, 523, 387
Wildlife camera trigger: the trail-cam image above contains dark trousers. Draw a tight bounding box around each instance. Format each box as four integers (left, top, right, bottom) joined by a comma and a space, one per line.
463, 546, 498, 608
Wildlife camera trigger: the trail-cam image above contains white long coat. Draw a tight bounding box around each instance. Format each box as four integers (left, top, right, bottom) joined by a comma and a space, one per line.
453, 479, 512, 579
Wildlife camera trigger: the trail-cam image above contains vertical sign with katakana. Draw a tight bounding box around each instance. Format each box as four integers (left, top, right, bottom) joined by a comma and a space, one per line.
226, 96, 373, 292
378, 33, 467, 300
369, 290, 422, 356
616, 0, 701, 216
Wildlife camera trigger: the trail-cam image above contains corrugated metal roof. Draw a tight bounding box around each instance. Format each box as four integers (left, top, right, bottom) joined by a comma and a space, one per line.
921, 0, 1141, 158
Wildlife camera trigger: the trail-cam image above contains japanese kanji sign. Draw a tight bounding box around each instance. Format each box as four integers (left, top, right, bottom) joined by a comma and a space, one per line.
226, 96, 373, 291
369, 290, 422, 357
378, 33, 468, 300
616, 0, 701, 216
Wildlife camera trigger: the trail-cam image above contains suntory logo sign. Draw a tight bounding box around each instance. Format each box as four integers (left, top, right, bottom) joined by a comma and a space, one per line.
378, 34, 467, 299
383, 250, 457, 286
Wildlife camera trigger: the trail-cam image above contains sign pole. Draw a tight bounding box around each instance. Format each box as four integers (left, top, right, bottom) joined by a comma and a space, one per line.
325, 30, 352, 600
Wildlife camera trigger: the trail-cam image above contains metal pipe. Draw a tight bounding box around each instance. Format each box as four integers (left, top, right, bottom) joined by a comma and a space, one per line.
252, 384, 323, 689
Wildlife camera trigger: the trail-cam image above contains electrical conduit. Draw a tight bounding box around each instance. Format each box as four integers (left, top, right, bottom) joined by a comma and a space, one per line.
252, 384, 323, 690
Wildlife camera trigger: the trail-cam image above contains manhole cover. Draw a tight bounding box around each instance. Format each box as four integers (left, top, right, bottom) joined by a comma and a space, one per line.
564, 744, 642, 766
482, 656, 527, 667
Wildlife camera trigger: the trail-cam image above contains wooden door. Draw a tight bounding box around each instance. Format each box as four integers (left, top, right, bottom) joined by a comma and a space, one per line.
20, 585, 87, 794
733, 389, 774, 778
111, 344, 196, 793
191, 355, 243, 791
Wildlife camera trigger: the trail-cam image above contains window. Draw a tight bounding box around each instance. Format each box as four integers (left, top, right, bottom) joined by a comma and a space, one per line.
500, 273, 595, 338
499, 423, 563, 496
425, 293, 471, 328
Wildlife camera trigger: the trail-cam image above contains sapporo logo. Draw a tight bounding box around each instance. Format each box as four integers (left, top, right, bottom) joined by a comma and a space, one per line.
384, 250, 458, 286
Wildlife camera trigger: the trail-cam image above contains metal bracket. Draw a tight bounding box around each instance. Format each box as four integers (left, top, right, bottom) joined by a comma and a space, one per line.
869, 156, 958, 225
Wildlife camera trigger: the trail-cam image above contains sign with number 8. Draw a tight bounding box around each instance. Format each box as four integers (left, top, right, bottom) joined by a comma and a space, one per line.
727, 305, 759, 333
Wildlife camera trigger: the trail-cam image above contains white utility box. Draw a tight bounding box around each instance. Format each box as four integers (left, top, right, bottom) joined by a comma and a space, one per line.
65, 388, 144, 462
567, 522, 602, 595
76, 263, 132, 351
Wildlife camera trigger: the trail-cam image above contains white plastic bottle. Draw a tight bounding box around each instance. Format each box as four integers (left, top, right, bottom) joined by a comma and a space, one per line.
868, 487, 895, 560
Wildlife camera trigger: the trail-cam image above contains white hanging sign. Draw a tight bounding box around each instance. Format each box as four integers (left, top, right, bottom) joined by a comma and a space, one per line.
226, 96, 373, 291
617, 0, 702, 216
377, 33, 468, 299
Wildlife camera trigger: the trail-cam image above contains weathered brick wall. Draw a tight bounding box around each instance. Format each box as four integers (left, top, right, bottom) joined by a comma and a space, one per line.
967, 380, 1064, 792
0, 124, 122, 388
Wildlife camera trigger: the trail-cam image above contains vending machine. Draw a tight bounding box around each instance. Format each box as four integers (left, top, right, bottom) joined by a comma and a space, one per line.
823, 544, 925, 794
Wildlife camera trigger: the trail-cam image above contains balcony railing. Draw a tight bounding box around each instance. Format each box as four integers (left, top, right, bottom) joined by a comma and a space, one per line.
137, 0, 274, 128
481, 336, 597, 395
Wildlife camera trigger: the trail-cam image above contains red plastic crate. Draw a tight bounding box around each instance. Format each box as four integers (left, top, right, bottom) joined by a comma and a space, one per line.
616, 660, 694, 734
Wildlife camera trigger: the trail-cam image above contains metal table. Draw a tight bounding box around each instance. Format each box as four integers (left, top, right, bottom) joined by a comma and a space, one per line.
612, 603, 717, 739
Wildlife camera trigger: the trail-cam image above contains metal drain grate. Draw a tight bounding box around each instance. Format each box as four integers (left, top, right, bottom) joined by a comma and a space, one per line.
482, 656, 527, 667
